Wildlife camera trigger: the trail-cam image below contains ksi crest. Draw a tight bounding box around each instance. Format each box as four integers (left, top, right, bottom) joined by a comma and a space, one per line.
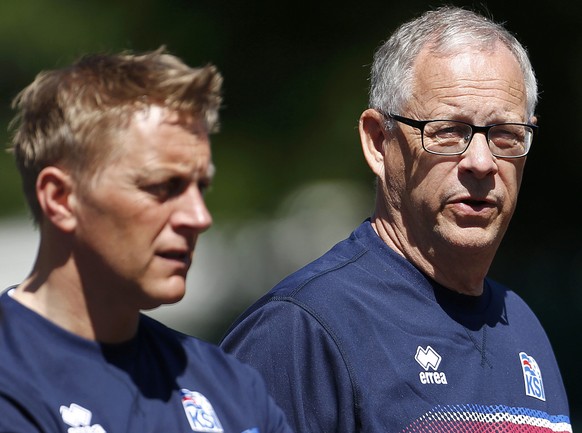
180, 389, 224, 432
519, 352, 546, 401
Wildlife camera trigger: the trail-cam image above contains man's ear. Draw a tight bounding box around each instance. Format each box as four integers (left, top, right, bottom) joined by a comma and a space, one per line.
359, 109, 389, 177
36, 167, 77, 233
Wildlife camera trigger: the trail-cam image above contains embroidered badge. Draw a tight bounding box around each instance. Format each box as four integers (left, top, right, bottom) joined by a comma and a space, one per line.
180, 388, 224, 432
519, 352, 546, 401
60, 403, 106, 433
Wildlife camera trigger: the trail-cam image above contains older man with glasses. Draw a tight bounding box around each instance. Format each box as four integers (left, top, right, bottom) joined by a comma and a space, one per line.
221, 6, 572, 433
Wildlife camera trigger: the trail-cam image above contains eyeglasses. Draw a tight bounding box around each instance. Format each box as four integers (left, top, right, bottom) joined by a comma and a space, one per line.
386, 113, 537, 158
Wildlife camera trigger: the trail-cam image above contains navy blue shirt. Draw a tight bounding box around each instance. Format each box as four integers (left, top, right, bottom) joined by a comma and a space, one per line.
0, 289, 292, 433
221, 220, 571, 433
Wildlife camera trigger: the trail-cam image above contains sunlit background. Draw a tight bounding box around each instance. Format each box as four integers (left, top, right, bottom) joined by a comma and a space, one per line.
0, 0, 580, 428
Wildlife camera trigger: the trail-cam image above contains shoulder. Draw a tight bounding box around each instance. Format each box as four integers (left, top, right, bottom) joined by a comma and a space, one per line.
221, 221, 426, 349
487, 278, 539, 318
224, 221, 423, 333
486, 278, 550, 337
232, 221, 393, 315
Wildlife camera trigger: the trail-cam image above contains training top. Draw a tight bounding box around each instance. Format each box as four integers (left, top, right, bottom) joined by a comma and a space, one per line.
221, 220, 572, 433
0, 288, 292, 433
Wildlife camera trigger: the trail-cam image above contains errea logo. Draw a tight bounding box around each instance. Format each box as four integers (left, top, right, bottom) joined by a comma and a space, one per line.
415, 346, 442, 370
415, 346, 448, 385
60, 403, 106, 433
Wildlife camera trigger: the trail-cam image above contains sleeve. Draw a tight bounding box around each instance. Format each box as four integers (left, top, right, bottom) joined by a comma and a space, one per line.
221, 299, 357, 433
246, 364, 295, 433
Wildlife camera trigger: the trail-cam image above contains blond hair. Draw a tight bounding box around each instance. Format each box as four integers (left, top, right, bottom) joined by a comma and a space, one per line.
9, 47, 223, 223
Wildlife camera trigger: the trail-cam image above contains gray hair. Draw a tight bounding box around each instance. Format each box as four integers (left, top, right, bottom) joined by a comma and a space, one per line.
369, 6, 538, 119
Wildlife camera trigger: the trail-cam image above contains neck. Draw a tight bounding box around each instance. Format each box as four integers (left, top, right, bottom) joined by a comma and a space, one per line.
12, 237, 140, 343
370, 213, 492, 296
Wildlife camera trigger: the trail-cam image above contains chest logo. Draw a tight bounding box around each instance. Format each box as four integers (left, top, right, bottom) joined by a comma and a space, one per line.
180, 389, 224, 432
415, 346, 447, 385
520, 352, 546, 401
415, 346, 442, 370
60, 403, 106, 433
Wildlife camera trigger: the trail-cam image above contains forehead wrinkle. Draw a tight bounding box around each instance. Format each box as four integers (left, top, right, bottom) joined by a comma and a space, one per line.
411, 78, 526, 119
140, 139, 211, 177
409, 44, 527, 116
422, 75, 524, 95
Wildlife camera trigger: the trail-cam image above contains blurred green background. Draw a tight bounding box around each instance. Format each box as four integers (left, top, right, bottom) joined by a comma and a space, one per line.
0, 0, 580, 428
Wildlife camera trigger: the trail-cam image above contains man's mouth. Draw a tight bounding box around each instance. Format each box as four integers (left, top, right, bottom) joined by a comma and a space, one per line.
456, 198, 494, 213
158, 251, 190, 264
464, 198, 487, 206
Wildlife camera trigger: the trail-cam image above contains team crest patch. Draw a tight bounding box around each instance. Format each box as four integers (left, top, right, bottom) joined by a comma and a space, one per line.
180, 389, 224, 432
520, 352, 546, 401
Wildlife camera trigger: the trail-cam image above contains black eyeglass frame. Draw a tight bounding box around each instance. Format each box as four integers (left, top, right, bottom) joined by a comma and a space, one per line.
384, 112, 538, 159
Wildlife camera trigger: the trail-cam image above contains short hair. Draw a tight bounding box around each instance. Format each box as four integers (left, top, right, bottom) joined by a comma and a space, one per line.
9, 46, 223, 224
369, 6, 537, 121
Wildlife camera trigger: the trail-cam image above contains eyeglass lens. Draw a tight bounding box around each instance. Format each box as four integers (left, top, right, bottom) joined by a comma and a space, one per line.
422, 120, 533, 157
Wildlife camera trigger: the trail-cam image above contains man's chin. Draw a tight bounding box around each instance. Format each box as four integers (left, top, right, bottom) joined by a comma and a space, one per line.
448, 231, 497, 251
141, 279, 187, 310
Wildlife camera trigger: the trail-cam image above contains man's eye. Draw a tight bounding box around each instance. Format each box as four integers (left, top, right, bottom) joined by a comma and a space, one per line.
198, 179, 211, 196
145, 177, 186, 201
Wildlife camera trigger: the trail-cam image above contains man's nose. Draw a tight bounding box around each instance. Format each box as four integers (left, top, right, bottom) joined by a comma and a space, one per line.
171, 184, 213, 232
458, 132, 498, 178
